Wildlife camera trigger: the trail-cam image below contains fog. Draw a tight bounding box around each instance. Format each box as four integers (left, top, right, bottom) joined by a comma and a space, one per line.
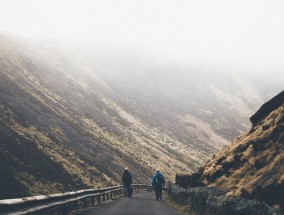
0, 0, 284, 80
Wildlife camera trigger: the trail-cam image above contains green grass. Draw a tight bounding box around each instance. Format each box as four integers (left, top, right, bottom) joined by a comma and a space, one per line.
165, 196, 197, 215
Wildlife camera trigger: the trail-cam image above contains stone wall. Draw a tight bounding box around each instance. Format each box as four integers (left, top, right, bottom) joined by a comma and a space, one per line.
169, 185, 277, 215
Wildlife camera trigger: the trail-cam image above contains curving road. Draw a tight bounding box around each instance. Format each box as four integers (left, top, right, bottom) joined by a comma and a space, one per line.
75, 191, 181, 215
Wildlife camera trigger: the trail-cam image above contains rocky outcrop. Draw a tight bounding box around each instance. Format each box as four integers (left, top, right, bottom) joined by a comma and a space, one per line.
169, 185, 276, 215
250, 90, 284, 127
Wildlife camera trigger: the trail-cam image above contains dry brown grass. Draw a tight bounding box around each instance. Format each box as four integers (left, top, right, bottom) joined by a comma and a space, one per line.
200, 105, 284, 200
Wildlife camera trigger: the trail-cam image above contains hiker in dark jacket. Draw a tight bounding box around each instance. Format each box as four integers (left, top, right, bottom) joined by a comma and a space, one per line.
122, 167, 133, 198
152, 169, 165, 200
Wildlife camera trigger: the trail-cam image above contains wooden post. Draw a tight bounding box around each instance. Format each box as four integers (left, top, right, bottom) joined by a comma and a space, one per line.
98, 195, 101, 204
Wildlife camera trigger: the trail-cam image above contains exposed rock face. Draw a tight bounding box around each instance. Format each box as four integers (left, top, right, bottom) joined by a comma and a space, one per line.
169, 185, 275, 215
176, 90, 284, 209
250, 90, 284, 127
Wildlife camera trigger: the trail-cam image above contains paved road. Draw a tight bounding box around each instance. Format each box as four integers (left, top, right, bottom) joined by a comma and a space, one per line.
75, 191, 181, 215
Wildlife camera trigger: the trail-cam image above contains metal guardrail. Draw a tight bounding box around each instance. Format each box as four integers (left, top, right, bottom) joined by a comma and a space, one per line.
0, 184, 152, 215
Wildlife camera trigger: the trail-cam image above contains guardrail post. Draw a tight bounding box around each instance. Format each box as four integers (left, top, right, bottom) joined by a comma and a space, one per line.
83, 198, 88, 208
63, 202, 71, 214
92, 196, 95, 206
75, 200, 79, 211
0, 184, 149, 214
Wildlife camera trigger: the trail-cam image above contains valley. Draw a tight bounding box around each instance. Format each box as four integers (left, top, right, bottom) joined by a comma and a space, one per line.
0, 32, 282, 198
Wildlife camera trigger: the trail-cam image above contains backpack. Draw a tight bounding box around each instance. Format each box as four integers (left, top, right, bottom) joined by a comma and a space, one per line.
156, 174, 163, 184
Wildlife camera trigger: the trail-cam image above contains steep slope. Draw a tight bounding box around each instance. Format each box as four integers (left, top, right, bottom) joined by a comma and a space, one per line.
0, 34, 195, 198
0, 32, 282, 198
182, 90, 284, 209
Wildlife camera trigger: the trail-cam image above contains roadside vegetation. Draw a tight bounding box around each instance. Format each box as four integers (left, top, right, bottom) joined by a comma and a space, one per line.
165, 196, 197, 215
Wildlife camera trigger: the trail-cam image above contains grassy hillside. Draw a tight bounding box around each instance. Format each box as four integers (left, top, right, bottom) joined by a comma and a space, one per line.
182, 91, 284, 209
0, 32, 282, 198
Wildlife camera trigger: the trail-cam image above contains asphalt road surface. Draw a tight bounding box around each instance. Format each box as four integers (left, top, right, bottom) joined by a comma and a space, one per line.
75, 191, 182, 215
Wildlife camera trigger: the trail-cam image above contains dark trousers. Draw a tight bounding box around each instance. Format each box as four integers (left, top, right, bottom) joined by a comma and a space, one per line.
155, 187, 162, 200
125, 186, 132, 198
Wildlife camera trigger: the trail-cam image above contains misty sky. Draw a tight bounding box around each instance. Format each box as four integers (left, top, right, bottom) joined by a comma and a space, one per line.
0, 0, 284, 74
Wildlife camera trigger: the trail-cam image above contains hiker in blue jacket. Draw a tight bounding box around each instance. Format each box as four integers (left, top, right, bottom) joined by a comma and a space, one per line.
152, 169, 165, 200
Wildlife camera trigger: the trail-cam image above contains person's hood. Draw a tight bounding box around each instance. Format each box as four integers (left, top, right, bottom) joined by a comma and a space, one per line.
156, 171, 161, 176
